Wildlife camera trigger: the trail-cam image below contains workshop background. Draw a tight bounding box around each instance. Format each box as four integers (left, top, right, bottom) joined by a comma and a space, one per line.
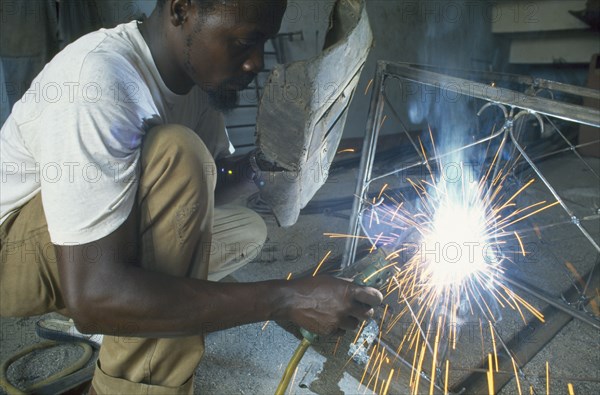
1, 1, 599, 394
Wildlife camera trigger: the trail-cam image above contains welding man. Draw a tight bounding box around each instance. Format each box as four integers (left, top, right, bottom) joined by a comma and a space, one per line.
0, 0, 383, 393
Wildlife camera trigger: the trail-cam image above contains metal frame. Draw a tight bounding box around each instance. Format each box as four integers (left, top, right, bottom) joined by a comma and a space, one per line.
342, 61, 600, 392
344, 61, 600, 268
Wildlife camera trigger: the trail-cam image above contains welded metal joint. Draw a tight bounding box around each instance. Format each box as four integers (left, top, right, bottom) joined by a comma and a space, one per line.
560, 292, 592, 315
348, 319, 379, 365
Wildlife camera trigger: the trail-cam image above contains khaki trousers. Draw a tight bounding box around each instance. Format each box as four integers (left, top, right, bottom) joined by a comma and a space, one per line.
0, 125, 267, 394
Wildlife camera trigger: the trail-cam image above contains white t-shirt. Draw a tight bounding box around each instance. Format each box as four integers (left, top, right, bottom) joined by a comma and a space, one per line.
0, 21, 234, 245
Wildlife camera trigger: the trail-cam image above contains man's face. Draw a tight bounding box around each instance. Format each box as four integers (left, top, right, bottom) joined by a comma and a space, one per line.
181, 1, 287, 110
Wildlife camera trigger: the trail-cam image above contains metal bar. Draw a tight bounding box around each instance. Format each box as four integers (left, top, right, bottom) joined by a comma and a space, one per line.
530, 140, 600, 163
542, 115, 600, 179
226, 124, 256, 129
508, 128, 600, 253
533, 78, 600, 101
381, 62, 600, 127
382, 94, 425, 162
366, 126, 506, 188
399, 63, 600, 102
580, 255, 600, 307
504, 275, 600, 330
343, 61, 387, 268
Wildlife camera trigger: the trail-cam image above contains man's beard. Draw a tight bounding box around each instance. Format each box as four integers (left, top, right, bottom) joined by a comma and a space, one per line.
205, 75, 255, 112
206, 86, 240, 112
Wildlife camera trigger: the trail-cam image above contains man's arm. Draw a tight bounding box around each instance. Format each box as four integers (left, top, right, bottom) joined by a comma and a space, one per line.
56, 211, 382, 338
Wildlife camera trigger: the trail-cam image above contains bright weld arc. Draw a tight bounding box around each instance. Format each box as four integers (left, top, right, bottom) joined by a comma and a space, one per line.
327, 135, 561, 394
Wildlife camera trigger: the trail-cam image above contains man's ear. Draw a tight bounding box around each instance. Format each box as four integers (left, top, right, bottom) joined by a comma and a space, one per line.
168, 0, 193, 27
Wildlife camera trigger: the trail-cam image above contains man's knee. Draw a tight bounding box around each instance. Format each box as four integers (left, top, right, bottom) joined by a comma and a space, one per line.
244, 208, 267, 248
209, 206, 267, 270
230, 207, 267, 263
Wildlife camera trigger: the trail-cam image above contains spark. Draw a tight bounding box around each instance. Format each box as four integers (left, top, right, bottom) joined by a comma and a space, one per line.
413, 342, 428, 394
323, 233, 371, 239
489, 321, 499, 372
564, 261, 585, 288
511, 356, 523, 395
378, 184, 389, 200
362, 261, 399, 284
338, 148, 356, 154
382, 368, 394, 395
380, 304, 389, 327
444, 360, 450, 395
369, 233, 385, 253
312, 250, 332, 276
358, 344, 377, 390
487, 354, 494, 395
333, 336, 342, 356
429, 316, 442, 395
365, 79, 374, 95
546, 361, 550, 395
373, 349, 386, 392
353, 321, 367, 345
514, 231, 526, 256
380, 115, 388, 129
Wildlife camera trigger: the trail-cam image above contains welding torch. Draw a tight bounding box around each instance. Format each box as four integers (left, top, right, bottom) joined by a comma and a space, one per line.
274, 248, 393, 395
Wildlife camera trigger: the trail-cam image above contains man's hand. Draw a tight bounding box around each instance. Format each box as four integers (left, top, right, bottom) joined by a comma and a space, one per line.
274, 276, 383, 336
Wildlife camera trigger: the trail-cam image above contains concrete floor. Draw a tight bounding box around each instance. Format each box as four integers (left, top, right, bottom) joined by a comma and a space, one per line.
1, 148, 599, 394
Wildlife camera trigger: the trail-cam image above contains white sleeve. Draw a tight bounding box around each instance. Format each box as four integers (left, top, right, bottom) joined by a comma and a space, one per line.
38, 99, 144, 245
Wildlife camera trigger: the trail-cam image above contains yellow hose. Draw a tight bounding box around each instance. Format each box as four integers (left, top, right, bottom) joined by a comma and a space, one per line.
0, 341, 93, 395
274, 338, 312, 395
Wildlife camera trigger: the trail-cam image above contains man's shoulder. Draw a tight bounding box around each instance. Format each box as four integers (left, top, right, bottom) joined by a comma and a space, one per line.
30, 22, 154, 110
67, 22, 147, 83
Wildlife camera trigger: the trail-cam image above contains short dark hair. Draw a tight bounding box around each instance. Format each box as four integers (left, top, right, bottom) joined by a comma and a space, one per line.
156, 0, 229, 12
